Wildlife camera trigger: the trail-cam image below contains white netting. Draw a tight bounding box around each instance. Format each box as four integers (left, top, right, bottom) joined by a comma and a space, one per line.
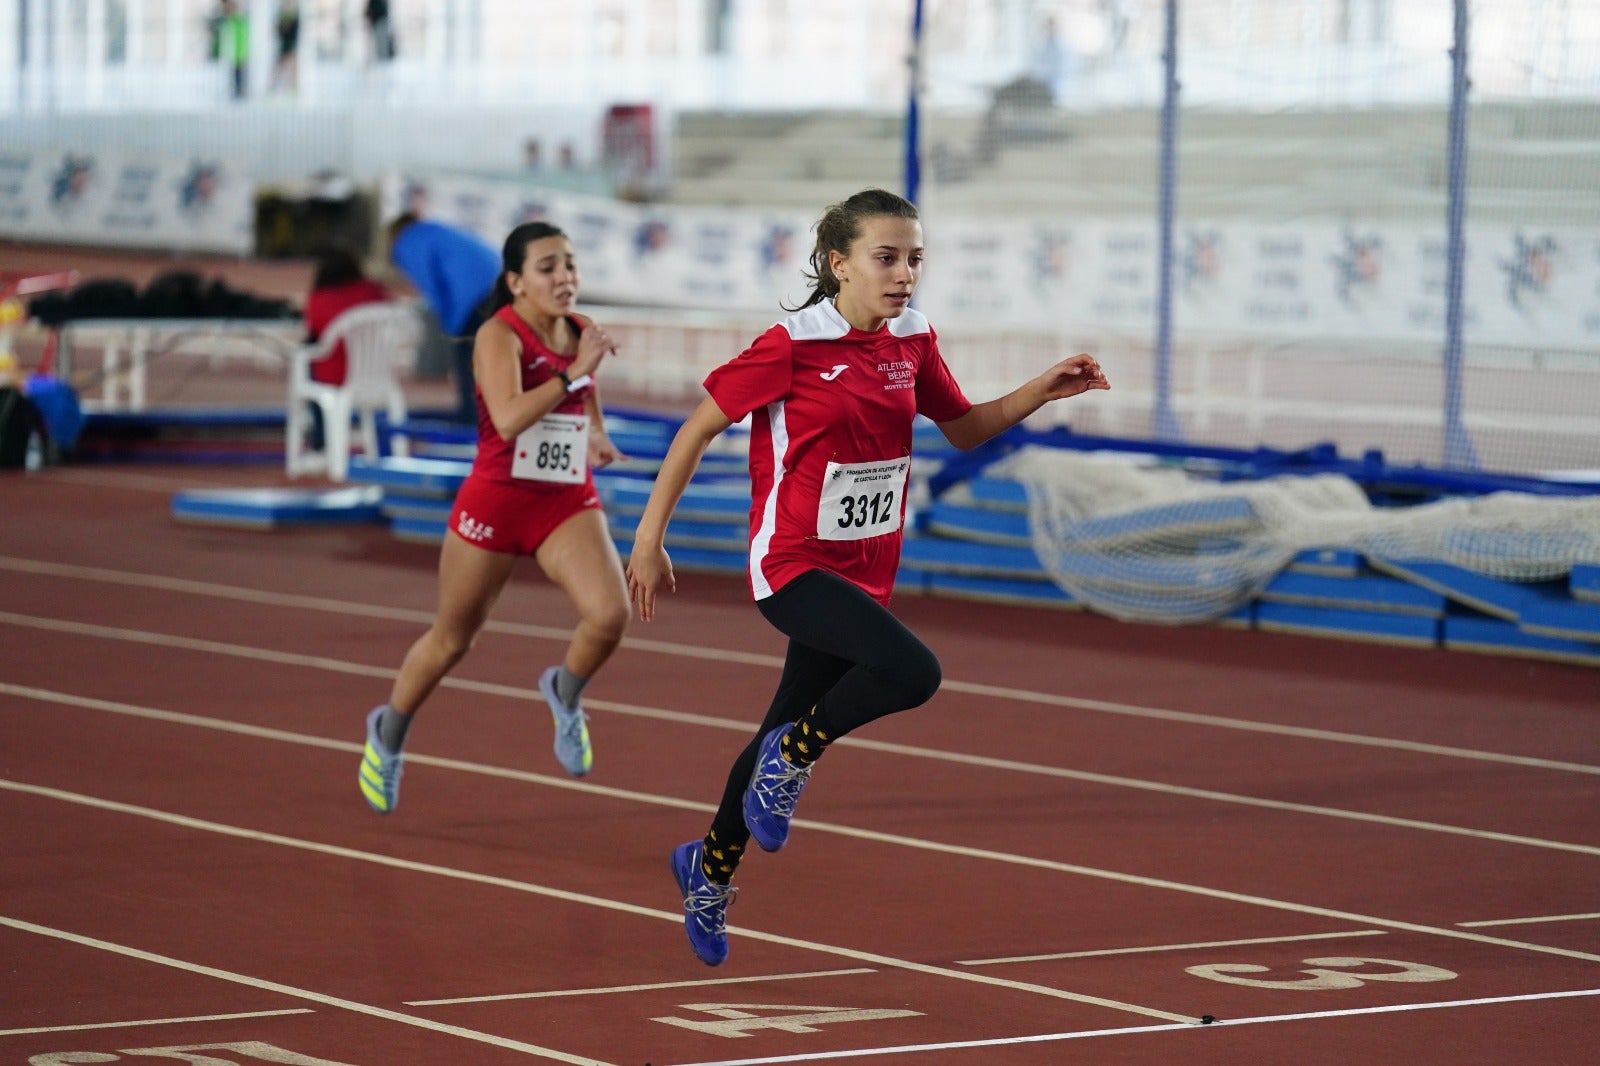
998, 446, 1600, 624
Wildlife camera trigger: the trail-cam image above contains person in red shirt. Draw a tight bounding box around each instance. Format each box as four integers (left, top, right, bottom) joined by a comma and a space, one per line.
304, 245, 392, 385
626, 188, 1110, 967
357, 221, 628, 815
294, 245, 392, 450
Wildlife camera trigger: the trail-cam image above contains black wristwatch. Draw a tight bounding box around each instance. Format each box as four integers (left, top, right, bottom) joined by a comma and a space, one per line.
556, 369, 592, 393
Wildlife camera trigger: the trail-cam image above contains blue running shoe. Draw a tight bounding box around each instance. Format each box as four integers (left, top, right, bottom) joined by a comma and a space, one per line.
742, 724, 812, 852
671, 840, 737, 967
540, 666, 592, 777
358, 706, 403, 814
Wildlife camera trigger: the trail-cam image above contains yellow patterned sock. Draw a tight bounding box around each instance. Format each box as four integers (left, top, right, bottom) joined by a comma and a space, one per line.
779, 714, 831, 768
700, 829, 744, 885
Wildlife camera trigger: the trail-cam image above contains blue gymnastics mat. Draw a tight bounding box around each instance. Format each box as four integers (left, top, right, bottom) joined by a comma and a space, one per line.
171, 486, 384, 529
1259, 570, 1447, 617
1369, 557, 1600, 643
1442, 614, 1600, 667
1255, 601, 1441, 648
1572, 564, 1600, 604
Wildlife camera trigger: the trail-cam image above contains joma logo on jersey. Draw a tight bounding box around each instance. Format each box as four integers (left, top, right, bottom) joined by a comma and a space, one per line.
820, 364, 849, 381
456, 511, 495, 543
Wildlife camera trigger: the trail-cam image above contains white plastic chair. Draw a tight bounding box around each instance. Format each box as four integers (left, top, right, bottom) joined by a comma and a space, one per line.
286, 302, 421, 482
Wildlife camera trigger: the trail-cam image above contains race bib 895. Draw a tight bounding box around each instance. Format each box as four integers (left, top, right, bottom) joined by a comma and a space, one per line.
512, 413, 588, 484
816, 458, 910, 541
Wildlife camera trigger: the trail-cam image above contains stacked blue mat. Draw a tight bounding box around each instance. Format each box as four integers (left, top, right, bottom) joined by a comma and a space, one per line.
331, 418, 1600, 669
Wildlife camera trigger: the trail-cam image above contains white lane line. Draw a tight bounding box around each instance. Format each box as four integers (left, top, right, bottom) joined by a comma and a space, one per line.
5, 660, 1598, 862
4, 555, 1596, 776
33, 469, 244, 492
0, 916, 615, 1065
0, 779, 1193, 1024
665, 987, 1600, 1065
0, 1008, 313, 1037
408, 968, 878, 1006
1460, 912, 1600, 928
9, 686, 1600, 970
959, 929, 1388, 966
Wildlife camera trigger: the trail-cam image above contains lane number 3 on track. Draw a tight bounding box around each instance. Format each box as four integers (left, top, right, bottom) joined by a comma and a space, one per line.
1185, 956, 1458, 990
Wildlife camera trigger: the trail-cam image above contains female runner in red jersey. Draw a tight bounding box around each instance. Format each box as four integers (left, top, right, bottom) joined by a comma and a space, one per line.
626, 188, 1110, 966
358, 221, 629, 814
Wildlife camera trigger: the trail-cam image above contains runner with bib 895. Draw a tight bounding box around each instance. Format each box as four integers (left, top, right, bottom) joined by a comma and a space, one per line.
357, 221, 629, 816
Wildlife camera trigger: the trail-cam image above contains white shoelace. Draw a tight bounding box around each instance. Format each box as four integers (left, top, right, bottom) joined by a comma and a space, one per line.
685, 882, 738, 934
752, 756, 812, 816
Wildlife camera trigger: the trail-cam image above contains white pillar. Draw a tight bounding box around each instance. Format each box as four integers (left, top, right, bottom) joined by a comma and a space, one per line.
424, 0, 444, 66
163, 0, 181, 78
0, 1, 18, 110
248, 0, 271, 98
48, 0, 69, 107
123, 0, 143, 65
86, 0, 106, 104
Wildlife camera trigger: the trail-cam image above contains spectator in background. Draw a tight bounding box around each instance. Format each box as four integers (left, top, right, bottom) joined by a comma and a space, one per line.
1028, 15, 1075, 106
299, 245, 392, 448
1099, 0, 1131, 59
386, 213, 500, 423
272, 1, 301, 95
214, 0, 249, 100
305, 245, 392, 386
365, 0, 396, 62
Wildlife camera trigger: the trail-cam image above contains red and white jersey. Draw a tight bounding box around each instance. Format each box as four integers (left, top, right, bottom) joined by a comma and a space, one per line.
471, 306, 596, 489
704, 299, 972, 605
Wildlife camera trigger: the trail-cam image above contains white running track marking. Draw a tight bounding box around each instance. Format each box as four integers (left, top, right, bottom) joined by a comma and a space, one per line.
959, 929, 1388, 966
1459, 911, 1600, 928
3, 630, 1597, 860
0, 916, 615, 1064
0, 1009, 312, 1037
6, 691, 1600, 972
664, 987, 1600, 1065
407, 968, 877, 1006
2, 555, 1595, 777
0, 779, 1193, 1023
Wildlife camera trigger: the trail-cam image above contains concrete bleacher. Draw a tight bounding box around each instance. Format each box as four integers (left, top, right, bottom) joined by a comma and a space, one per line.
664, 102, 1600, 225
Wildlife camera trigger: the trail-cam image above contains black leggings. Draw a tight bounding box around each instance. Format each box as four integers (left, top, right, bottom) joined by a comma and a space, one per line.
706, 569, 943, 847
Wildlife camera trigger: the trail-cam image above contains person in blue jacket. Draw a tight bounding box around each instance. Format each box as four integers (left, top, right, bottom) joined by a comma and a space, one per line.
387, 212, 501, 422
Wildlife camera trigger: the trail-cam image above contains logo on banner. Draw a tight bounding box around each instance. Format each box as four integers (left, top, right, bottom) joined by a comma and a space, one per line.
50, 154, 94, 211
1497, 232, 1557, 311
1030, 226, 1072, 289
512, 199, 550, 226
761, 224, 794, 273
634, 217, 671, 257
179, 162, 221, 214
1329, 229, 1384, 307
1181, 228, 1223, 293
694, 224, 732, 266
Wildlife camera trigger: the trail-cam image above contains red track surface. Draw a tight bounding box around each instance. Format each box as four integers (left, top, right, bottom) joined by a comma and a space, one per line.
3, 463, 1599, 1065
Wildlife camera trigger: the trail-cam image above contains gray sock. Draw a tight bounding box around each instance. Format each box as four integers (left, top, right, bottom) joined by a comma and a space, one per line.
555, 666, 589, 710
377, 705, 413, 752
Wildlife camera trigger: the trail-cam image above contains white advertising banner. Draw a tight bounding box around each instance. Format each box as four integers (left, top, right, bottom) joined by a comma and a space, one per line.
0, 147, 254, 255
381, 172, 817, 315
392, 172, 1600, 351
